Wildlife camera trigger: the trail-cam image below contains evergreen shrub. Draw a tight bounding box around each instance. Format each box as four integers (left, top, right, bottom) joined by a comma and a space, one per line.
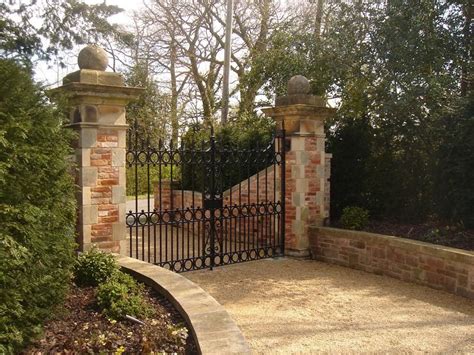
74, 247, 119, 287
340, 206, 370, 231
96, 272, 153, 320
0, 59, 76, 353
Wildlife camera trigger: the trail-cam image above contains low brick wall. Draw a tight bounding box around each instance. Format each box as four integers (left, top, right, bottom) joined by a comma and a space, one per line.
309, 227, 474, 299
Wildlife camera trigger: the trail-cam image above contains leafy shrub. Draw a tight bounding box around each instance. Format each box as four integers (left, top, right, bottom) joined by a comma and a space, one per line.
126, 163, 175, 197
340, 206, 370, 230
0, 59, 76, 353
96, 272, 153, 320
74, 247, 119, 287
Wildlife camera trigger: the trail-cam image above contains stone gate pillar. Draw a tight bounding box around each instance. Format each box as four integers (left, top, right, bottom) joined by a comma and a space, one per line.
56, 45, 142, 253
263, 75, 335, 257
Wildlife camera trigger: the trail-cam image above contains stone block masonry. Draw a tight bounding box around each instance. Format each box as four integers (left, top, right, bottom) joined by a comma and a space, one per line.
56, 45, 142, 253
262, 75, 335, 256
309, 227, 474, 300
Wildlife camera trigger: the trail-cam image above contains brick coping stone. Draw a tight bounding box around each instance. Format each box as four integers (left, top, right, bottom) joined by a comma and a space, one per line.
115, 255, 251, 354
309, 227, 474, 299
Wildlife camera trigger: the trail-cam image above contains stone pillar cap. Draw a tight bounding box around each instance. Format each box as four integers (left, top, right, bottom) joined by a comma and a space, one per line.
78, 45, 109, 71
275, 75, 327, 106
288, 75, 310, 95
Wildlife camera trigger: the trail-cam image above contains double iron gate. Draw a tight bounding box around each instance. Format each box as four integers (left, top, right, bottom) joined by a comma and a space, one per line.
126, 126, 286, 272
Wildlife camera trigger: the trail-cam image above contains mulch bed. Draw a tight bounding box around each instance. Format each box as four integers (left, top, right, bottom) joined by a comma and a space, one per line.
362, 220, 474, 251
24, 283, 197, 354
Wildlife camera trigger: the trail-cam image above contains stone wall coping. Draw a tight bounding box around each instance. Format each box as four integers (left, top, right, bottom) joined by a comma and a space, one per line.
262, 104, 335, 118
115, 255, 251, 354
311, 226, 474, 265
65, 122, 129, 130
50, 82, 144, 101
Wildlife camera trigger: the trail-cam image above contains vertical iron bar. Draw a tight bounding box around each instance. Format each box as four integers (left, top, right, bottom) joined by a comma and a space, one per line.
180, 141, 185, 263
247, 150, 250, 255
201, 140, 206, 266
265, 150, 268, 251
229, 150, 233, 259
170, 140, 175, 267
256, 143, 260, 255
134, 122, 139, 259
219, 147, 224, 263
191, 141, 196, 263
128, 128, 133, 258
153, 221, 157, 264
280, 127, 286, 255
209, 128, 216, 270
147, 137, 151, 263
159, 139, 163, 264
237, 151, 241, 255
140, 137, 145, 260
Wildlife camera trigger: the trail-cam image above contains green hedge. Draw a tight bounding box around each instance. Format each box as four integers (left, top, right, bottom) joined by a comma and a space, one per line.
434, 93, 474, 228
0, 59, 76, 353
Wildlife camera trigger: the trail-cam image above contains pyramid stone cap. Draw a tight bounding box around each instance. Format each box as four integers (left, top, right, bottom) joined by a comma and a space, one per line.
78, 45, 108, 71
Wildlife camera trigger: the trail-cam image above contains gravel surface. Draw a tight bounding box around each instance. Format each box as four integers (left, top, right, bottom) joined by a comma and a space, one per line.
185, 258, 474, 353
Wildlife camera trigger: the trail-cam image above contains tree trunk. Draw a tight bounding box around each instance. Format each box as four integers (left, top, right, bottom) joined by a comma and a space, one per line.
170, 36, 179, 145
314, 0, 324, 39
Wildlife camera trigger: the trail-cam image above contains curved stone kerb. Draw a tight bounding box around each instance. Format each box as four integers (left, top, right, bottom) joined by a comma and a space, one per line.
115, 255, 251, 354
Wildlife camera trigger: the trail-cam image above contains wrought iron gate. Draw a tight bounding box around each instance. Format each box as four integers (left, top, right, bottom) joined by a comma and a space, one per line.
125, 125, 285, 272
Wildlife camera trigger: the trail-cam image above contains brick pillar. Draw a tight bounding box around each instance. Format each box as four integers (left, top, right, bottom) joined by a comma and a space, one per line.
263, 75, 335, 257
56, 45, 142, 253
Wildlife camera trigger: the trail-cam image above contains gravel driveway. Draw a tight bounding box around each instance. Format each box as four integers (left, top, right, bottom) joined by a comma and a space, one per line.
185, 258, 474, 353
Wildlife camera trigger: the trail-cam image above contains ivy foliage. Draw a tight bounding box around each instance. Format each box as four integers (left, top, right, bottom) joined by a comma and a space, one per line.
0, 59, 76, 353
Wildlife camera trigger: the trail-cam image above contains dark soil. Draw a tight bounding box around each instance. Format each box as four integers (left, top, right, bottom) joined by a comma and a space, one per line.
24, 284, 197, 354
362, 220, 474, 251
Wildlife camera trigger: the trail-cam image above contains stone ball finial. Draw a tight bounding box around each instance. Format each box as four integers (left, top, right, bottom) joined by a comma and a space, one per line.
78, 45, 108, 71
288, 75, 310, 95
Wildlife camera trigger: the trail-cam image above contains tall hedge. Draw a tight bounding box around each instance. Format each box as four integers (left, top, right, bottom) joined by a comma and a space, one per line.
0, 59, 76, 353
434, 93, 474, 228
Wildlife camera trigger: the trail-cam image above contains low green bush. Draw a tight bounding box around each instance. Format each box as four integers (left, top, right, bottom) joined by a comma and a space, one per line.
96, 272, 153, 320
340, 206, 370, 230
74, 247, 119, 287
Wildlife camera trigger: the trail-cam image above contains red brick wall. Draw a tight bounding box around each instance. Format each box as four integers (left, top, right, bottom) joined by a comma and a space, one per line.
309, 227, 474, 299
89, 129, 120, 252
